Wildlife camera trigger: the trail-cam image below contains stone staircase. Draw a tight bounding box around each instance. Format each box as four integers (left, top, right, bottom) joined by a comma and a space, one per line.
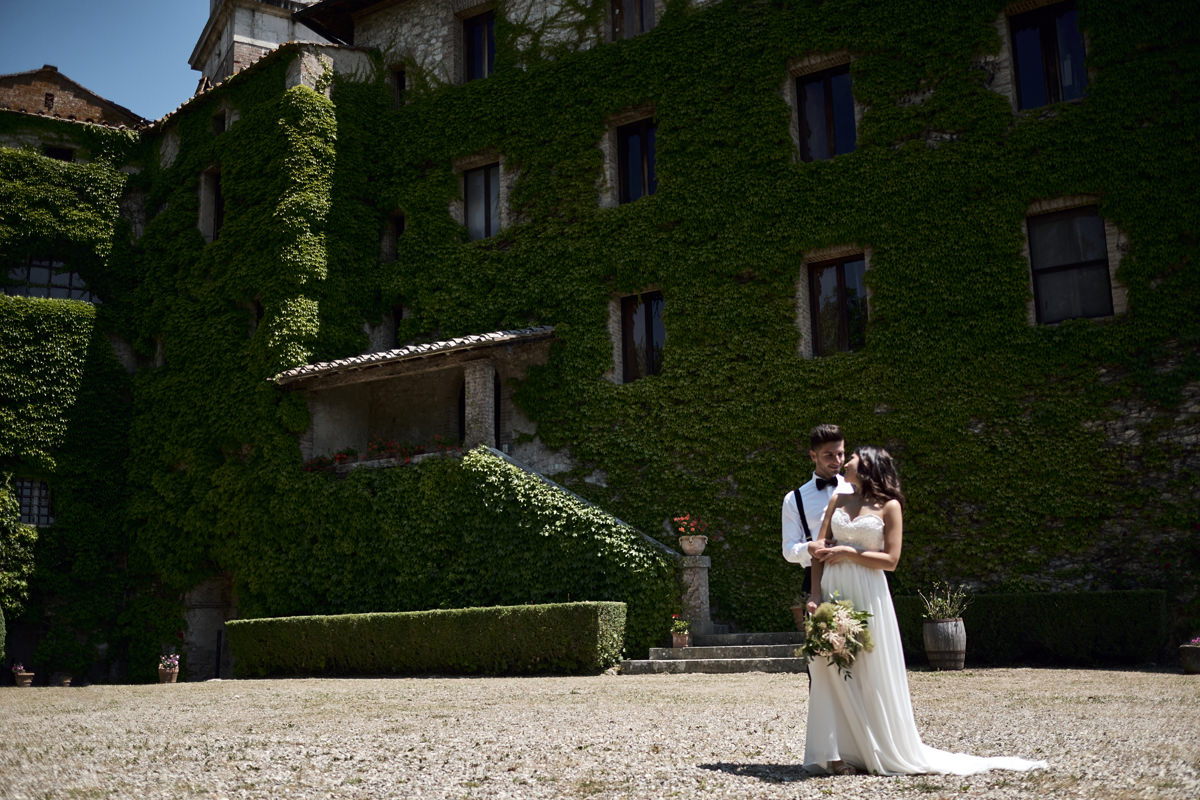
620, 631, 807, 674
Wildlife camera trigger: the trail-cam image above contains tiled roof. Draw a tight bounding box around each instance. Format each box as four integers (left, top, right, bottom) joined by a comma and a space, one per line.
272, 326, 555, 386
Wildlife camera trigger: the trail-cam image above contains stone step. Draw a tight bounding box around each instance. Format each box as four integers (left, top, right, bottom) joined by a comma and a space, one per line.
694, 631, 804, 647
620, 656, 807, 675
647, 643, 801, 660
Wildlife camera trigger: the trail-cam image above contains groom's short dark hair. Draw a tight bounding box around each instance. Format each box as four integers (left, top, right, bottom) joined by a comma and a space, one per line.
810, 424, 844, 449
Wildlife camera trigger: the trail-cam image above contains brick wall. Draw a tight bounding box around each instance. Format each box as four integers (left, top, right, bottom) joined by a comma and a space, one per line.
0, 67, 141, 127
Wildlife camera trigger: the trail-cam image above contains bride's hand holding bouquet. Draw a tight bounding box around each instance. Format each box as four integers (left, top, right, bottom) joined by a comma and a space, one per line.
801, 594, 874, 680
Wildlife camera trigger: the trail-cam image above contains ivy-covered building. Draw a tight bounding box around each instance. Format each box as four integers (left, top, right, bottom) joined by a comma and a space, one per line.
1, 0, 1197, 681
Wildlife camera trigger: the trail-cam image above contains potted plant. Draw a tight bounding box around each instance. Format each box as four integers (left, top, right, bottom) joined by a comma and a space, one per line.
11, 662, 34, 687
919, 581, 972, 670
790, 594, 808, 631
673, 513, 708, 556
158, 652, 180, 683
1181, 635, 1200, 674
670, 614, 692, 648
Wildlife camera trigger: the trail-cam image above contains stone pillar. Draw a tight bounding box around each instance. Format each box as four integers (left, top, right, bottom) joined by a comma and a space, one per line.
679, 555, 713, 635
462, 359, 496, 448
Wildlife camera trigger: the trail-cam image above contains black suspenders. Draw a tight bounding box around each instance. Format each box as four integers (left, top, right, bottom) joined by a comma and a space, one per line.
793, 486, 814, 594
793, 487, 814, 541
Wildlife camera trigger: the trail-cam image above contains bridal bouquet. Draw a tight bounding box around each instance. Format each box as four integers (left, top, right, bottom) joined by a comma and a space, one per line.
801, 597, 874, 680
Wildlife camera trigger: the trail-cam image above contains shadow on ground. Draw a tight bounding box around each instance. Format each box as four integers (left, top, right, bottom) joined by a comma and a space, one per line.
697, 763, 818, 783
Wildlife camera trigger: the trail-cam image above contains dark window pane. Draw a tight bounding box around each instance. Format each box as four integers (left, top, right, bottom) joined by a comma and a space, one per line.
799, 75, 828, 162
28, 264, 50, 287
843, 257, 867, 348
16, 479, 54, 526
465, 11, 495, 81
830, 70, 857, 156
1055, 8, 1087, 101
1028, 206, 1112, 324
487, 164, 500, 237
465, 164, 496, 240
646, 291, 664, 376
644, 126, 657, 196
612, 0, 654, 40
810, 263, 841, 355
618, 120, 656, 203
621, 294, 647, 381
1011, 2, 1085, 110
1029, 208, 1105, 269
621, 291, 664, 382
1012, 18, 1048, 109
809, 257, 867, 355
1036, 264, 1112, 323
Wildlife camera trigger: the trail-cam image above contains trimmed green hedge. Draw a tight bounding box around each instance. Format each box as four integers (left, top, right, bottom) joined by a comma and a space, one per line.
226, 601, 626, 678
893, 590, 1168, 667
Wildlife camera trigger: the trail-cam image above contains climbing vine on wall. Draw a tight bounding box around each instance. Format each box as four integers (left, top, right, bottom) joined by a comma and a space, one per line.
1, 0, 1197, 674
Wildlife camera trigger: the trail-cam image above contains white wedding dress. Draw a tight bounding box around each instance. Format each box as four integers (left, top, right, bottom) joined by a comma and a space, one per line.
803, 508, 1048, 776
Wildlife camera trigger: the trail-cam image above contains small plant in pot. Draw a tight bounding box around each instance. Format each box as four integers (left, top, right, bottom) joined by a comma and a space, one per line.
12, 661, 34, 687
670, 614, 692, 648
673, 513, 709, 556
919, 581, 972, 670
158, 651, 180, 683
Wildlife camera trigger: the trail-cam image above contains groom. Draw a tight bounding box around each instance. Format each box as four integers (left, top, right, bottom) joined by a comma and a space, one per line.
782, 423, 851, 614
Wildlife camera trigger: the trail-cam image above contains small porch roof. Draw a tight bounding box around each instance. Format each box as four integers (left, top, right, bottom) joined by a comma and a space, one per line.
271, 326, 556, 389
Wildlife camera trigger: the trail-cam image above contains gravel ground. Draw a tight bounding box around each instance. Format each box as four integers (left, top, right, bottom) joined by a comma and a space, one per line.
1, 667, 1197, 800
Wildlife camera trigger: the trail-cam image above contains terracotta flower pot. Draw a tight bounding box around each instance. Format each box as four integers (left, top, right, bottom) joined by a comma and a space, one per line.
678, 535, 708, 556
671, 631, 693, 648
158, 667, 179, 684
14, 672, 34, 687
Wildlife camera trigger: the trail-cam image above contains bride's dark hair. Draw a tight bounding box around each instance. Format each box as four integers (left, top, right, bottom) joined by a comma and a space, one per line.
855, 446, 905, 507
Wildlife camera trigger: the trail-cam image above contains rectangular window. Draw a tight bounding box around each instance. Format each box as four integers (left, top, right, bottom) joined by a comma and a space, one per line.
15, 479, 54, 527
1027, 206, 1112, 324
808, 256, 866, 356
617, 119, 657, 203
382, 212, 405, 261
464, 163, 500, 240
390, 66, 406, 107
797, 65, 856, 162
4, 258, 96, 302
464, 10, 495, 82
1010, 1, 1087, 110
200, 167, 224, 242
611, 0, 655, 41
621, 291, 665, 382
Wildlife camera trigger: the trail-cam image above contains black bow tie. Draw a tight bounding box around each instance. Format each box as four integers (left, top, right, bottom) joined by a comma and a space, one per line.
816, 476, 838, 491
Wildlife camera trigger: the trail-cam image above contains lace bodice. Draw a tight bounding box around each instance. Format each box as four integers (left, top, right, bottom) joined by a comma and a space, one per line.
830, 507, 885, 551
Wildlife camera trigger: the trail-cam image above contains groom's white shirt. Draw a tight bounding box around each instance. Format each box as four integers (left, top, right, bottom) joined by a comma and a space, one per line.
782, 472, 853, 568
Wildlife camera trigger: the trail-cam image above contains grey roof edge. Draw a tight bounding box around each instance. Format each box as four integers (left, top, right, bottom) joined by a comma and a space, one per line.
271, 325, 556, 385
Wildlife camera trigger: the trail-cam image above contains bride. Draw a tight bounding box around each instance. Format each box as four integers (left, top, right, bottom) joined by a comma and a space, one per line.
804, 445, 1048, 776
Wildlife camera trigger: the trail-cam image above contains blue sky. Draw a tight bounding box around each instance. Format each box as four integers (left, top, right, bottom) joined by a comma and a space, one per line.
0, 0, 213, 121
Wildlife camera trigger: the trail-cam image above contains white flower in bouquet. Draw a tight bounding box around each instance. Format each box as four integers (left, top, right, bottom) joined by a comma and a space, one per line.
800, 596, 874, 680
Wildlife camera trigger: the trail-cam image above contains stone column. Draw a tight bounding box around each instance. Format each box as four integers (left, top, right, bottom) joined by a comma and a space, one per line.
462, 359, 496, 448
679, 555, 713, 635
